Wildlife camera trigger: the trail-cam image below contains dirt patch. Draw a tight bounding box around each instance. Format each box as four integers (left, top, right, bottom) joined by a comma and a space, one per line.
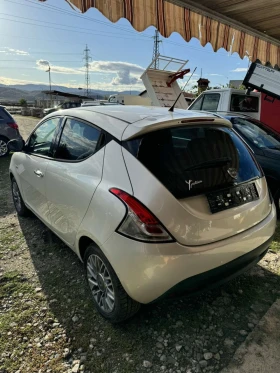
0, 116, 280, 373
13, 115, 39, 140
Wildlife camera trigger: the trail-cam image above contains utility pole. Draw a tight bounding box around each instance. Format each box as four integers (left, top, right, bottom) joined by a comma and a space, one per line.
46, 64, 52, 107
152, 29, 162, 69
83, 44, 92, 98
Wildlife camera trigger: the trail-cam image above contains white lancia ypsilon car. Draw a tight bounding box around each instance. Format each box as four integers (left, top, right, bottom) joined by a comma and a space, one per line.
9, 106, 276, 322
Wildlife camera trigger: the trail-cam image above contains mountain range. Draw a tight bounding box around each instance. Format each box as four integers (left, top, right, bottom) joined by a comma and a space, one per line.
0, 83, 141, 103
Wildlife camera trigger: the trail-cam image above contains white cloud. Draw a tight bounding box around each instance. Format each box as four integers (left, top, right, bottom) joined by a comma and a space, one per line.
231, 68, 248, 72
36, 59, 84, 75
90, 61, 144, 86
0, 76, 48, 86
36, 60, 145, 86
0, 47, 29, 56
0, 75, 145, 92
208, 73, 222, 76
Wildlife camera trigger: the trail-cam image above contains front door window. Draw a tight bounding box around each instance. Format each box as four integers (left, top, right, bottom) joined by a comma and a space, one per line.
28, 117, 61, 157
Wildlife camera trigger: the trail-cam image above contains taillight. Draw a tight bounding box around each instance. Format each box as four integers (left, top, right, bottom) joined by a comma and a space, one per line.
110, 188, 173, 242
7, 122, 18, 130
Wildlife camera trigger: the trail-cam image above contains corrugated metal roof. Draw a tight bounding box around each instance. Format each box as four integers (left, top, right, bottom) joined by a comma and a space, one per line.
38, 0, 280, 67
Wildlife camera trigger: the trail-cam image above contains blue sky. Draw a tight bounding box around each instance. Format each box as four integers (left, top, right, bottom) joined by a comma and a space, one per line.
0, 0, 249, 92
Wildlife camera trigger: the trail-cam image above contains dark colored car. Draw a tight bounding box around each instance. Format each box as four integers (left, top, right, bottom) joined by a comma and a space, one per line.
222, 114, 280, 215
0, 106, 22, 157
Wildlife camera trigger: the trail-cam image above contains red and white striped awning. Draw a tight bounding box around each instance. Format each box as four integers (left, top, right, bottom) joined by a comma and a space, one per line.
39, 0, 280, 67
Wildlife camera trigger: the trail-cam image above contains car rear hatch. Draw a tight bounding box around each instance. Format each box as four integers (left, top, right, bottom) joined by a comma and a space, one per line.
122, 117, 271, 246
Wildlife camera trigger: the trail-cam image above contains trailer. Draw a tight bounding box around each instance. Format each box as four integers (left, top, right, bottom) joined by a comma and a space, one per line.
108, 94, 151, 106
140, 55, 190, 109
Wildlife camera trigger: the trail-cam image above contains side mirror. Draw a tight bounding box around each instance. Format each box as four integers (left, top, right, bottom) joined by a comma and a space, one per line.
7, 138, 25, 152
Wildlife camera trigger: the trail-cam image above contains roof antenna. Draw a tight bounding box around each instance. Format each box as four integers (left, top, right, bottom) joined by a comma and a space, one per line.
169, 67, 197, 112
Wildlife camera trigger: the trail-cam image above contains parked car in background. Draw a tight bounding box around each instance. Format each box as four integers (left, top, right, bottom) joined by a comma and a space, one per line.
43, 101, 81, 116
0, 105, 22, 157
214, 114, 280, 216
81, 100, 109, 106
81, 101, 120, 107
8, 106, 276, 322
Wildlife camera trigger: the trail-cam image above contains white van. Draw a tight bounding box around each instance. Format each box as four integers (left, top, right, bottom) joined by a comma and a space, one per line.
188, 89, 261, 120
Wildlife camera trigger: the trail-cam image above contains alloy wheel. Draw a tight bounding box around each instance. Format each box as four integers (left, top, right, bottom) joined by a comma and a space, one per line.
87, 254, 115, 313
12, 181, 22, 212
0, 139, 8, 156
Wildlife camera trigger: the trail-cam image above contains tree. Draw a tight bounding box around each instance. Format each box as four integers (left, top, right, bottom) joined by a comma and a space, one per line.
19, 98, 27, 107
238, 84, 246, 90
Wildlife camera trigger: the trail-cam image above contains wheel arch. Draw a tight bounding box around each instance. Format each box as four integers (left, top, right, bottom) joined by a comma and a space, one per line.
0, 134, 9, 142
265, 175, 280, 197
78, 236, 99, 262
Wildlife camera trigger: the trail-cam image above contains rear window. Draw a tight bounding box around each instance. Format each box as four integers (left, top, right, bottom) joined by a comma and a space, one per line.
0, 108, 13, 121
230, 94, 259, 112
124, 126, 261, 199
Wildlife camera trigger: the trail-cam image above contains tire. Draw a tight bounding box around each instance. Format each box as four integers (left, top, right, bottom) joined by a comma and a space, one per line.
274, 189, 280, 218
84, 244, 141, 323
0, 136, 9, 157
11, 177, 30, 217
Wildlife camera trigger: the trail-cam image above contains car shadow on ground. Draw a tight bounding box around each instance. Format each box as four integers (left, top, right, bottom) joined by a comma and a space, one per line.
1, 155, 279, 373
0, 157, 15, 218
17, 212, 280, 373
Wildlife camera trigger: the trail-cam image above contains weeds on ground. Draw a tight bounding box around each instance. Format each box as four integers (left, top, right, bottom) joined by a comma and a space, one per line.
271, 222, 280, 253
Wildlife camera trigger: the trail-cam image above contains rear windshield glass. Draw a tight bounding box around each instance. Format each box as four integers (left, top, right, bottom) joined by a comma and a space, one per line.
230, 94, 259, 112
0, 108, 13, 121
124, 126, 261, 199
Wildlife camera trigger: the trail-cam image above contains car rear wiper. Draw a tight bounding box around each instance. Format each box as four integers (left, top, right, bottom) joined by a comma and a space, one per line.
184, 157, 232, 171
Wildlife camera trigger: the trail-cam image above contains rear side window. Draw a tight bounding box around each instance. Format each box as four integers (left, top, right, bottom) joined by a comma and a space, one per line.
201, 93, 220, 111
55, 118, 101, 161
125, 126, 261, 199
0, 108, 13, 121
230, 94, 259, 112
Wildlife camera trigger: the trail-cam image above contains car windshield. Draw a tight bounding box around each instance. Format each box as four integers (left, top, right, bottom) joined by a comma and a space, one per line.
232, 117, 280, 150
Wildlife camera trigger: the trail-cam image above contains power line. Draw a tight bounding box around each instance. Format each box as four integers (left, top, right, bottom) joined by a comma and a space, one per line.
0, 12, 152, 39
0, 32, 85, 46
0, 15, 155, 42
1, 2, 243, 60
18, 0, 140, 34
0, 60, 83, 62
13, 0, 241, 59
0, 15, 240, 59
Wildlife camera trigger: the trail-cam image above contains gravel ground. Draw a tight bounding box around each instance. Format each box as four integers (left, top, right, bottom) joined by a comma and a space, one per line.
0, 116, 280, 373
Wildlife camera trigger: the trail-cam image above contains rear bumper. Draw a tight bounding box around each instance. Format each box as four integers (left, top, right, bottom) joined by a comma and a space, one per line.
102, 204, 276, 304
155, 236, 272, 301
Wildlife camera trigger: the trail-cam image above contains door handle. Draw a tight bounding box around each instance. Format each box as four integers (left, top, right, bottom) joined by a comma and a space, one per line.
34, 170, 44, 177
